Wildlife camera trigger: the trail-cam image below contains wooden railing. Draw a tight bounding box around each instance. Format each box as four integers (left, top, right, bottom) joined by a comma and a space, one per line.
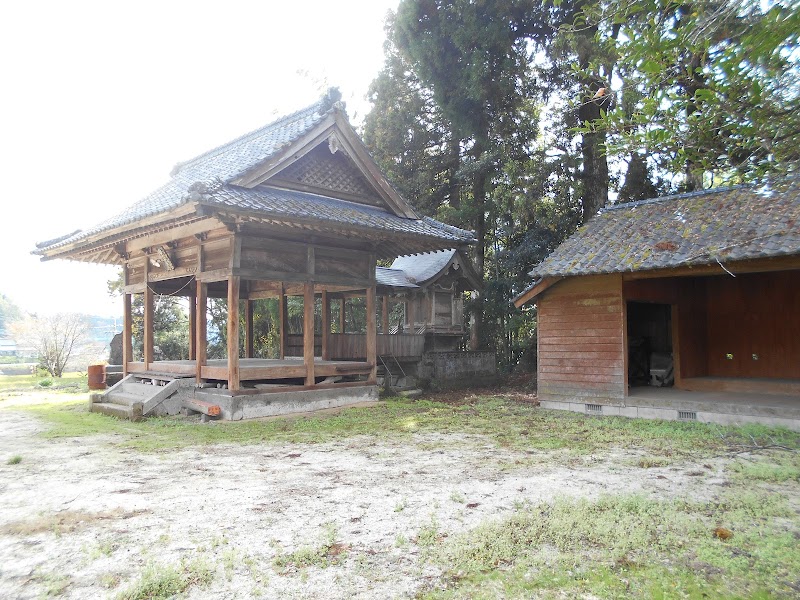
285, 333, 425, 360
330, 333, 425, 360
286, 335, 321, 357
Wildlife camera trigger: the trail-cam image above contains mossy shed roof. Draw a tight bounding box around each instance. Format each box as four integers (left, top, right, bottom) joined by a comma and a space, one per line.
530, 179, 800, 279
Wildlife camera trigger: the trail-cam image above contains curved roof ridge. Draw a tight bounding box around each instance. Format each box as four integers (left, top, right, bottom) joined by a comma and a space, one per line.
390, 249, 457, 283
170, 100, 328, 177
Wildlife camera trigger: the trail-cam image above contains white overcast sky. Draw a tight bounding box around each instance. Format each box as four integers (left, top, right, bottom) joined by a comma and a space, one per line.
0, 0, 399, 318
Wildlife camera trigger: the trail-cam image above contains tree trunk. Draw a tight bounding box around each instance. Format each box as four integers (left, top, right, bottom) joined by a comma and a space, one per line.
578, 92, 609, 222
447, 132, 461, 209
683, 53, 706, 192
469, 158, 487, 351
575, 15, 610, 223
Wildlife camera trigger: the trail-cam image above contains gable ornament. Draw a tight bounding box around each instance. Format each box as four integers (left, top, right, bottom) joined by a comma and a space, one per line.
327, 133, 341, 155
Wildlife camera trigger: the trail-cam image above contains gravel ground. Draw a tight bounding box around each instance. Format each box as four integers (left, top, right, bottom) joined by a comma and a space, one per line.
0, 408, 732, 599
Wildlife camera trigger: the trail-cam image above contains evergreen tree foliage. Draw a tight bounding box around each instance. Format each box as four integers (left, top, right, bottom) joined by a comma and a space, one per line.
579, 0, 800, 185
364, 0, 798, 373
107, 272, 189, 361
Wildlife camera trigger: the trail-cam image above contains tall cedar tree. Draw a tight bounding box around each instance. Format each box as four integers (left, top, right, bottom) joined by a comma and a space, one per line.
391, 0, 542, 349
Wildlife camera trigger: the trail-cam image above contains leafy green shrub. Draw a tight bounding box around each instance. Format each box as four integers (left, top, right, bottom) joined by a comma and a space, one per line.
38, 378, 53, 388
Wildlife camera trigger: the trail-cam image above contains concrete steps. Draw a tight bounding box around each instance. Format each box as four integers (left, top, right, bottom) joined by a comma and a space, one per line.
89, 375, 182, 421
91, 401, 143, 421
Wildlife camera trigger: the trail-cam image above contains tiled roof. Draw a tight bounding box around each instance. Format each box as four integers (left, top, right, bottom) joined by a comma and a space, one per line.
529, 179, 800, 279
390, 249, 457, 284
375, 267, 419, 289
201, 185, 473, 244
36, 92, 473, 256
35, 98, 333, 253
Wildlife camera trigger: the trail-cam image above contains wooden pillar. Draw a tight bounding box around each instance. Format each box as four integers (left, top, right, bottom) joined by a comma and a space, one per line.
122, 292, 132, 376
143, 259, 154, 370
381, 295, 389, 335
469, 290, 480, 351
622, 298, 629, 397
424, 291, 432, 329
188, 281, 197, 360
278, 284, 286, 360
339, 297, 346, 334
321, 290, 330, 361
407, 296, 415, 333
303, 281, 315, 386
671, 304, 682, 389
366, 285, 377, 383
196, 281, 207, 384
227, 276, 241, 391
244, 299, 254, 359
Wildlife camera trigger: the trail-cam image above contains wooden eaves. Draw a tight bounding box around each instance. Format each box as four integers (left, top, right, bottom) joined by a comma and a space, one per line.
513, 276, 563, 308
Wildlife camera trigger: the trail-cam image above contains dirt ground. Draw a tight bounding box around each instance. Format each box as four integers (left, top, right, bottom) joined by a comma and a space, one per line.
0, 399, 744, 600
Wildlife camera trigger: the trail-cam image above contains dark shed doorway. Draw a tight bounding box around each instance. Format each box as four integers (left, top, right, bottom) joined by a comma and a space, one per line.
627, 302, 673, 388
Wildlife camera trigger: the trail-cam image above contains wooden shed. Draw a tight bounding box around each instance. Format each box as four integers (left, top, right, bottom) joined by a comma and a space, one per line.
514, 181, 800, 429
34, 90, 474, 419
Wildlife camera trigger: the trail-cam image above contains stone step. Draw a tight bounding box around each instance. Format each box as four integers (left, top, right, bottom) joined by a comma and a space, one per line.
90, 402, 142, 421
105, 392, 147, 407
121, 383, 159, 397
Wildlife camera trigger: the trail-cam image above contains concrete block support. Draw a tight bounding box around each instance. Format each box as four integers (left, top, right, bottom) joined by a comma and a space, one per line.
195, 385, 379, 420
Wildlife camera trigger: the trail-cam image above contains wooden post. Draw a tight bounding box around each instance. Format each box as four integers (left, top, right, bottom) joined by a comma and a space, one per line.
339, 297, 346, 334
123, 292, 132, 376
196, 243, 207, 384
407, 296, 415, 333
188, 281, 197, 360
279, 283, 286, 360
227, 276, 241, 391
143, 258, 154, 370
366, 285, 377, 383
671, 304, 682, 389
304, 281, 315, 386
245, 299, 254, 359
381, 295, 389, 334
469, 291, 480, 351
196, 281, 207, 384
425, 291, 432, 329
321, 290, 330, 361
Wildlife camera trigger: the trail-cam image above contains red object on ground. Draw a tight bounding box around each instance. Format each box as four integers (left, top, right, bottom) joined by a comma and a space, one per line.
87, 364, 106, 390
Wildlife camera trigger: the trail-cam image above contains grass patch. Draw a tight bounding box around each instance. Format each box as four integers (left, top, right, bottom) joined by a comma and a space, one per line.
416, 515, 444, 549
273, 523, 347, 571
0, 371, 88, 393
424, 490, 799, 599
9, 395, 800, 457
100, 572, 122, 589
117, 558, 213, 600
729, 455, 800, 483
34, 571, 71, 597
6, 454, 22, 465
635, 456, 672, 468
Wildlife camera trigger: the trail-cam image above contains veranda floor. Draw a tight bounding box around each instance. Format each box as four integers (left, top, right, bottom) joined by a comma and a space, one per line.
127, 357, 372, 381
